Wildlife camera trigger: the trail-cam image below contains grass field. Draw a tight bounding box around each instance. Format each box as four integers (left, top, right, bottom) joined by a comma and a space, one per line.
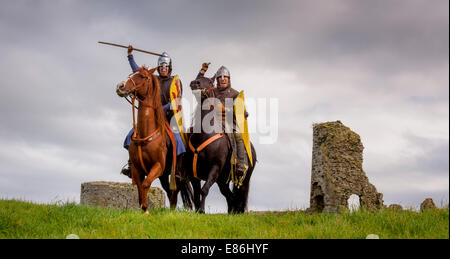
0, 199, 448, 239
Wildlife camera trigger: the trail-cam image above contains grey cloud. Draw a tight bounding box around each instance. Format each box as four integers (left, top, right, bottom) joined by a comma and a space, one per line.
376, 134, 449, 176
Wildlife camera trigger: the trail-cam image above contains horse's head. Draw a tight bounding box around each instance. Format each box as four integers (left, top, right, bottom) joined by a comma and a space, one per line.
116, 66, 158, 100
117, 66, 166, 138
190, 76, 214, 92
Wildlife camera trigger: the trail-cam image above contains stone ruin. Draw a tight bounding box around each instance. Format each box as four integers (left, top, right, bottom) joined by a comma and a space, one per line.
308, 121, 383, 213
420, 198, 436, 212
388, 204, 403, 211
80, 181, 165, 210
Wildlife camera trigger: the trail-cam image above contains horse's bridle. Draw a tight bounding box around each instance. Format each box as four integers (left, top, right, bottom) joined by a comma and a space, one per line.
125, 71, 152, 106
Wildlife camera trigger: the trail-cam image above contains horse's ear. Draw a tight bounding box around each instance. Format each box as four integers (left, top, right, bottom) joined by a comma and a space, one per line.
149, 66, 158, 75
139, 66, 151, 77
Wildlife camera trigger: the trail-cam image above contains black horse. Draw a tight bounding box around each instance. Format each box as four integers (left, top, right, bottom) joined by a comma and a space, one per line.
186, 75, 257, 214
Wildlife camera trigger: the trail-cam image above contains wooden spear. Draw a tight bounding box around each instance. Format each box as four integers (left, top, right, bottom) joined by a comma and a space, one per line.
98, 41, 164, 57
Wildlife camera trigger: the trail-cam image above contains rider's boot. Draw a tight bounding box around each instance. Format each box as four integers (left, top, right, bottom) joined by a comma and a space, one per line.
234, 133, 249, 179
121, 159, 132, 179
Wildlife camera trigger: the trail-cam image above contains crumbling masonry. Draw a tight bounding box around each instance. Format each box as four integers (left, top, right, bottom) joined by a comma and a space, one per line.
309, 121, 383, 213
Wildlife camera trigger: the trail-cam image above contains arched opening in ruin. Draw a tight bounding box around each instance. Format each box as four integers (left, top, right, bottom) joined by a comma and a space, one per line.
311, 182, 325, 212
314, 195, 324, 212
348, 194, 360, 212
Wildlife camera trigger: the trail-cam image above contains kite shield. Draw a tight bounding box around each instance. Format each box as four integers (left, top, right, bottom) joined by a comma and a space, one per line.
170, 75, 186, 146
234, 91, 253, 166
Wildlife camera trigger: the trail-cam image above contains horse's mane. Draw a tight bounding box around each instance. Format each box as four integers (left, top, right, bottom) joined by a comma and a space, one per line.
140, 66, 166, 137
190, 76, 216, 130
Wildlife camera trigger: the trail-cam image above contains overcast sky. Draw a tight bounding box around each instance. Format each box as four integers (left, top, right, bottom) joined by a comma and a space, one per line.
0, 0, 448, 212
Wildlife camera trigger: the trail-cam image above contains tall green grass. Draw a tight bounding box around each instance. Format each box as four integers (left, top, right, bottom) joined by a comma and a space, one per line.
0, 199, 448, 239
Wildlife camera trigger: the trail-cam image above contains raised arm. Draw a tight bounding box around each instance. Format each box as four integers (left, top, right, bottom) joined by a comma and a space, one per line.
196, 62, 210, 80
127, 45, 139, 72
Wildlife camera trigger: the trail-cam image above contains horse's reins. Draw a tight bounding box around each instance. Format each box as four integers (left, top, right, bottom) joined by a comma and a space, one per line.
125, 96, 138, 109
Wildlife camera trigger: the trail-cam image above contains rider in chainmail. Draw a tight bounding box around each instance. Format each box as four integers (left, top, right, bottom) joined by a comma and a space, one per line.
195, 63, 249, 178
121, 46, 186, 178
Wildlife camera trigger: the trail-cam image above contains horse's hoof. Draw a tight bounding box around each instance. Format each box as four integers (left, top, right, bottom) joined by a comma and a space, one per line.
141, 207, 149, 214
144, 210, 149, 215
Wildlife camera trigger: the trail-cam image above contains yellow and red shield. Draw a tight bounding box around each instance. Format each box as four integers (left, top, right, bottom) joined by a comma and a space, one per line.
169, 75, 186, 146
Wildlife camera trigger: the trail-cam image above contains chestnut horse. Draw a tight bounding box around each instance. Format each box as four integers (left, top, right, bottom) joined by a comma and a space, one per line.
116, 66, 192, 213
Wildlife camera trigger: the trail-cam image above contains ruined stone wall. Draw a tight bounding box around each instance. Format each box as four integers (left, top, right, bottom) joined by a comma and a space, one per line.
309, 121, 383, 213
80, 181, 165, 210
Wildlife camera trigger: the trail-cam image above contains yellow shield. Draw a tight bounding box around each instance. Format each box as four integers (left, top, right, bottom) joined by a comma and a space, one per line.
170, 75, 186, 146
234, 91, 253, 166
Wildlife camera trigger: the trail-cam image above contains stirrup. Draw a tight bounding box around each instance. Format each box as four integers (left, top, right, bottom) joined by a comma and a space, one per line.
120, 163, 132, 179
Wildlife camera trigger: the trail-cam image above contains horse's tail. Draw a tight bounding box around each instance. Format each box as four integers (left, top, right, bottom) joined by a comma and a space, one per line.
231, 143, 257, 213
179, 178, 194, 210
